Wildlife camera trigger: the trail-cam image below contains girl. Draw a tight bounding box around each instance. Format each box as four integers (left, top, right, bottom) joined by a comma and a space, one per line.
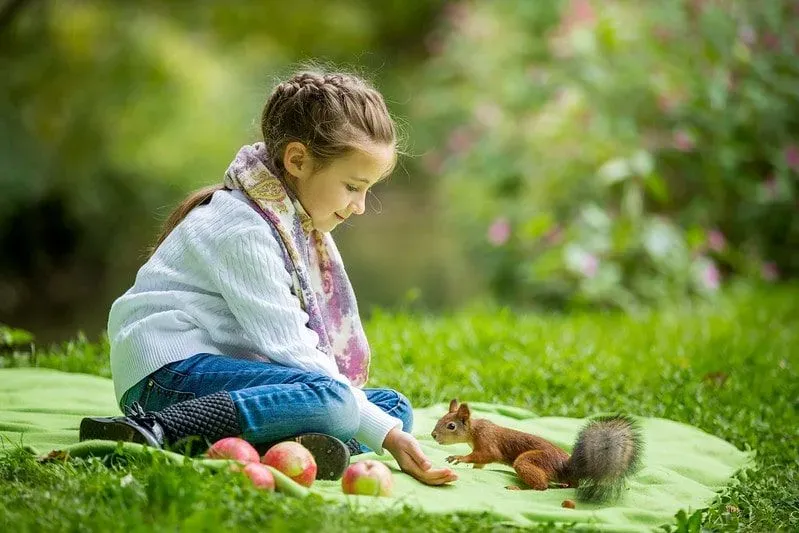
80, 70, 457, 486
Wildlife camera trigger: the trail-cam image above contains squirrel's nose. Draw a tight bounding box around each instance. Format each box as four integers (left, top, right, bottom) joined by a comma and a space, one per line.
431, 431, 437, 440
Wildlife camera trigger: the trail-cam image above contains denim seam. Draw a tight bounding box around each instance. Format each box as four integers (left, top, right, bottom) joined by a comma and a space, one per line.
380, 393, 405, 416
148, 378, 196, 403
161, 367, 189, 379
166, 371, 337, 393
166, 368, 330, 379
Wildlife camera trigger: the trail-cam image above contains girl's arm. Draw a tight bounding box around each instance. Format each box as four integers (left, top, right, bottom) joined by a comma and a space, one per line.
214, 226, 401, 453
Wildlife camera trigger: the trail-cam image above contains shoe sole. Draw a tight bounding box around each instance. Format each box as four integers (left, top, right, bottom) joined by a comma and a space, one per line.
292, 433, 350, 481
79, 418, 160, 448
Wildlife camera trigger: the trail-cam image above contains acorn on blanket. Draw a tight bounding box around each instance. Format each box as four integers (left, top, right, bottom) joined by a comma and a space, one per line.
431, 399, 644, 503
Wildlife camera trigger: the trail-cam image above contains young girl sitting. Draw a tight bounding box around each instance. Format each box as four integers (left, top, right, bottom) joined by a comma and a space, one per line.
80, 69, 457, 486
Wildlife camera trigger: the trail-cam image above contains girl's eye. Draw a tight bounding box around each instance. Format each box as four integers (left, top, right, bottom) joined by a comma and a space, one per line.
446, 422, 456, 430
345, 184, 361, 192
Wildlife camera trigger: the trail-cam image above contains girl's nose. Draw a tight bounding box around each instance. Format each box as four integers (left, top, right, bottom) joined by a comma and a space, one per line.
350, 195, 366, 215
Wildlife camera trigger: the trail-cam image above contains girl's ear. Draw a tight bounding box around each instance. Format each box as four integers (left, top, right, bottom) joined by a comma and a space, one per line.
283, 142, 313, 180
448, 398, 459, 413
456, 403, 471, 422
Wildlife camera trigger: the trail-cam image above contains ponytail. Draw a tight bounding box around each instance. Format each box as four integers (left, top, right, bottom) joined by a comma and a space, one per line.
148, 184, 226, 257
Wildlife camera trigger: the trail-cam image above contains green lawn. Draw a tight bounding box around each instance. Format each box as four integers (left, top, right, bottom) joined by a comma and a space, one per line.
1, 286, 797, 532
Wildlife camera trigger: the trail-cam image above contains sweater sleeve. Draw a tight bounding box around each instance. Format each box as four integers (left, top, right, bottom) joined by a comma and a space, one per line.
213, 227, 401, 453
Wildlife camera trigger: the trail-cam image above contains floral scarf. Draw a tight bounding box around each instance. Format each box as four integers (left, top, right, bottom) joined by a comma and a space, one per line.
223, 143, 370, 386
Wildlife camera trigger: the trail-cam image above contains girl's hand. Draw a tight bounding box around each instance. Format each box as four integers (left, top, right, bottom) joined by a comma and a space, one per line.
382, 427, 458, 486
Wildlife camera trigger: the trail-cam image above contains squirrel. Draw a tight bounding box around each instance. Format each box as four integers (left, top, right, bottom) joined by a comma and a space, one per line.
431, 399, 643, 503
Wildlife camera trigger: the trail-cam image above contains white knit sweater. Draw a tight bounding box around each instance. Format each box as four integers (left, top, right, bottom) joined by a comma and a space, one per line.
108, 189, 401, 453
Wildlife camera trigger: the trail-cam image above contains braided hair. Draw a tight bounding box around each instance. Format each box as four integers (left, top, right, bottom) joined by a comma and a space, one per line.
261, 71, 398, 177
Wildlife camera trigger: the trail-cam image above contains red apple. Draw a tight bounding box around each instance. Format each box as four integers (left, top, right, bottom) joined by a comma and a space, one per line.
206, 437, 260, 464
240, 463, 276, 491
341, 460, 393, 497
261, 441, 317, 487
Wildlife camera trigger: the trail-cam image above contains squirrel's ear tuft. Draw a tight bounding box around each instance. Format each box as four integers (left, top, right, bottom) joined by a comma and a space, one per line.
456, 403, 471, 422
448, 398, 459, 413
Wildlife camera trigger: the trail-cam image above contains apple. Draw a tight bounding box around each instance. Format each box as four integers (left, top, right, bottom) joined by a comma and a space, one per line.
261, 441, 317, 487
240, 463, 276, 491
206, 437, 260, 464
341, 460, 393, 497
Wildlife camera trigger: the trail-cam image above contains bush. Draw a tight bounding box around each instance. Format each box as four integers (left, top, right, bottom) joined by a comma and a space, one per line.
414, 0, 798, 309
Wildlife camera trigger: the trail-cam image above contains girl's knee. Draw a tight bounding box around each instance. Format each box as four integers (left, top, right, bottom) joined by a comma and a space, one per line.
317, 379, 359, 441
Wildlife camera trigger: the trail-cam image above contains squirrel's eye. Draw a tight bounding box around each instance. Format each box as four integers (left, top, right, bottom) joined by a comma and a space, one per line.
446, 422, 456, 430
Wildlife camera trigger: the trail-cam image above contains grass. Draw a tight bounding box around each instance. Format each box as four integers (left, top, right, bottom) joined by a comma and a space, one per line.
1, 285, 797, 532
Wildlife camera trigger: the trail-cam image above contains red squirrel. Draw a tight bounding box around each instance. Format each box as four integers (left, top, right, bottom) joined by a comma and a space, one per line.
431, 399, 643, 503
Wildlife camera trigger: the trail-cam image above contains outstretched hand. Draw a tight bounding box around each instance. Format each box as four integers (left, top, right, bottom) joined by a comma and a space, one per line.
383, 428, 458, 486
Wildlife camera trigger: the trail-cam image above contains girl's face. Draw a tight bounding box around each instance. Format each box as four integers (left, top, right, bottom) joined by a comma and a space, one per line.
284, 142, 395, 233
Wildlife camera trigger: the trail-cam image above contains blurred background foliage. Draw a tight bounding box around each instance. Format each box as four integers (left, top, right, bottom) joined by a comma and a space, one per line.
1, 0, 796, 342
414, 0, 798, 310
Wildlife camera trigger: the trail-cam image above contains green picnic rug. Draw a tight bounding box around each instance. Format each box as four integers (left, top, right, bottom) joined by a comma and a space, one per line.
0, 368, 753, 531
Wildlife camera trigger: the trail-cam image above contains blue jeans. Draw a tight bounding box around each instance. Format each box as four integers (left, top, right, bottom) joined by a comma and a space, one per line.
120, 353, 413, 452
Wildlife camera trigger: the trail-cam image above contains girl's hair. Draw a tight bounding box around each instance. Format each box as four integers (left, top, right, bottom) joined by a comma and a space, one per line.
149, 68, 399, 255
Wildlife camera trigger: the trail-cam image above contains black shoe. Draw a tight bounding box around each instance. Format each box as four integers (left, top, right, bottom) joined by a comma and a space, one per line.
79, 402, 165, 448
79, 391, 241, 452
291, 433, 351, 481
345, 438, 364, 456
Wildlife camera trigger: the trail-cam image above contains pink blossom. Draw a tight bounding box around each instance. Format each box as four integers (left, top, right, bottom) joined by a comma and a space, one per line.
580, 254, 599, 278
784, 144, 799, 171
707, 229, 726, 252
566, 0, 596, 27
422, 151, 444, 174
550, 0, 596, 57
673, 129, 696, 152
653, 26, 673, 43
487, 217, 511, 246
443, 2, 470, 28
545, 225, 564, 245
447, 127, 475, 155
763, 175, 779, 200
762, 32, 781, 51
702, 261, 721, 291
761, 261, 779, 282
658, 92, 681, 114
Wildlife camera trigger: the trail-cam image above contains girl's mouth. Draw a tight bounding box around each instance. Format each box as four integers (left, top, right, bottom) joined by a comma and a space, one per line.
335, 213, 346, 221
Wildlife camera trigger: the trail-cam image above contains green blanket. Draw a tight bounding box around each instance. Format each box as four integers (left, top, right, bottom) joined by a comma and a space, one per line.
0, 368, 752, 531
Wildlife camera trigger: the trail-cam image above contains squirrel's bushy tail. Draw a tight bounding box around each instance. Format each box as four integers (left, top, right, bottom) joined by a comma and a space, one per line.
564, 414, 644, 503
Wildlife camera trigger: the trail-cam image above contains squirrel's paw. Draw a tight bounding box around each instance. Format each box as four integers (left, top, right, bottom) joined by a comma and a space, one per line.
445, 455, 464, 465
